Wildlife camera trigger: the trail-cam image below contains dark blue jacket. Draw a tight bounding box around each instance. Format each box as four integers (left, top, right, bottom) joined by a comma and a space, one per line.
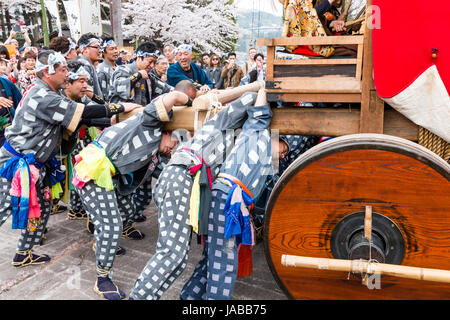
0, 76, 22, 145
167, 62, 213, 89
0, 77, 22, 108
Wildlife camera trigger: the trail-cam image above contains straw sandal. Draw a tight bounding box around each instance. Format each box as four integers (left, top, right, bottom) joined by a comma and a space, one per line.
94, 276, 126, 300
12, 250, 51, 268
121, 225, 145, 240
67, 209, 88, 220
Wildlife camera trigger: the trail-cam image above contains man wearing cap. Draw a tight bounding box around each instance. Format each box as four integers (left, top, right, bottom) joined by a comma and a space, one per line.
77, 33, 104, 100
167, 44, 213, 94
97, 35, 118, 101
0, 50, 137, 269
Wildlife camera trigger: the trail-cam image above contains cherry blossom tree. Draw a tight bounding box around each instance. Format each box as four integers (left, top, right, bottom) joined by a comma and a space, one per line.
121, 0, 240, 55
4, 0, 40, 14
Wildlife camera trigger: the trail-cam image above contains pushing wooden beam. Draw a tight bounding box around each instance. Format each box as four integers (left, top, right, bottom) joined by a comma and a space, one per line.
192, 81, 265, 111
282, 255, 450, 284
119, 105, 418, 141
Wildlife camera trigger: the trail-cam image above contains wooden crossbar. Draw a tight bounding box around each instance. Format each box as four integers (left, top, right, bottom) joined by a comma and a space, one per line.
257, 36, 364, 47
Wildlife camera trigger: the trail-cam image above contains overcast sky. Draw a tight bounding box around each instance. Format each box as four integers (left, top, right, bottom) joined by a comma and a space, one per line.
236, 0, 283, 16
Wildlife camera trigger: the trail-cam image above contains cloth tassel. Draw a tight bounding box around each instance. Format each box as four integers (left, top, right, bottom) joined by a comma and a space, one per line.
51, 182, 63, 200
11, 196, 28, 230
189, 171, 201, 233
61, 157, 70, 204
197, 165, 211, 235
220, 178, 255, 278
88, 126, 101, 140
9, 161, 41, 231
27, 218, 40, 232
223, 184, 254, 245
184, 148, 212, 235
0, 142, 44, 231
237, 244, 253, 277
72, 143, 116, 191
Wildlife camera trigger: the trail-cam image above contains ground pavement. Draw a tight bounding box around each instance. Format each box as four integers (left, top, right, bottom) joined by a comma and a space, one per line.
0, 200, 287, 300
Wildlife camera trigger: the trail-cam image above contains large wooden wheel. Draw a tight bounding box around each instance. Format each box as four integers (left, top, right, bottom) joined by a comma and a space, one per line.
264, 134, 450, 299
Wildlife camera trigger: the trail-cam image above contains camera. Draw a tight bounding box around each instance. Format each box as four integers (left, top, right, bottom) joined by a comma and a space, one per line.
13, 25, 21, 32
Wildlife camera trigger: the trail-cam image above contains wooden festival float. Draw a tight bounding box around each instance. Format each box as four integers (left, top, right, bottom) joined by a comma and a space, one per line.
120, 0, 449, 299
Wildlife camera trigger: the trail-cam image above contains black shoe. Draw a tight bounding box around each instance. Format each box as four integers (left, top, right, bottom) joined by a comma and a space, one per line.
134, 214, 147, 223
12, 250, 51, 268
122, 225, 145, 240
86, 218, 95, 234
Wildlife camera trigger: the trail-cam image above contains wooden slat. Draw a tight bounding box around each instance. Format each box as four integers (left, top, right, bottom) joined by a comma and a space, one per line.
269, 108, 360, 136
355, 43, 364, 80
359, 0, 384, 133
268, 77, 361, 92
273, 59, 358, 66
383, 108, 419, 141
257, 36, 365, 47
266, 89, 360, 94
274, 64, 356, 78
266, 46, 275, 81
163, 107, 418, 141
266, 92, 362, 103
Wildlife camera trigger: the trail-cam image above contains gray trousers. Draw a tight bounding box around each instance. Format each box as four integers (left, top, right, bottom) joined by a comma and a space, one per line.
69, 131, 93, 213
132, 175, 152, 219
74, 180, 135, 275
69, 189, 84, 212
0, 171, 51, 252
130, 165, 193, 300
180, 189, 238, 300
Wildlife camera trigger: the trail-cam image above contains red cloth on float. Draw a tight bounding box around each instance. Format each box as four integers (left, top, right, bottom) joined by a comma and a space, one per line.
372, 0, 450, 98
292, 46, 322, 57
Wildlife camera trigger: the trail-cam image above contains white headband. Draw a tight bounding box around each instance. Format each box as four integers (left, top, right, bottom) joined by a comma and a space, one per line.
68, 65, 90, 81
137, 50, 160, 58
35, 52, 66, 74
62, 38, 76, 57
79, 38, 99, 51
173, 44, 193, 55
101, 39, 116, 52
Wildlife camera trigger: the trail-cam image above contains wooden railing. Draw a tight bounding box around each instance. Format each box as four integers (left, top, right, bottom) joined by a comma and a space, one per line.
257, 36, 364, 103
256, 27, 418, 141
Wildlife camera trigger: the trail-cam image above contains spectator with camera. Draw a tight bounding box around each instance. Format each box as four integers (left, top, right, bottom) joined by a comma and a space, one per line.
220, 52, 244, 89
17, 49, 37, 94
4, 24, 32, 54
240, 53, 266, 86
